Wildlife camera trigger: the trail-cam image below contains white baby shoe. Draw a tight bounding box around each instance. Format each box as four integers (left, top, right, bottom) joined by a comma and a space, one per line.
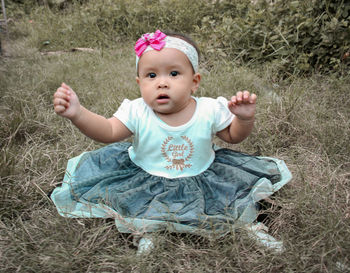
136, 236, 155, 255
244, 222, 284, 253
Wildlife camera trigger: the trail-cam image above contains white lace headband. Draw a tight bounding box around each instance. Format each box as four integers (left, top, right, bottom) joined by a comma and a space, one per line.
134, 30, 199, 72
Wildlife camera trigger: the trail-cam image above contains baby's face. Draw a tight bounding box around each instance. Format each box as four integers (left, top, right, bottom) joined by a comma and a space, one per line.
136, 48, 200, 115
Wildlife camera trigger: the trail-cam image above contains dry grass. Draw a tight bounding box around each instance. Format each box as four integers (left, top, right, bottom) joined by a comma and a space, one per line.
1, 5, 350, 273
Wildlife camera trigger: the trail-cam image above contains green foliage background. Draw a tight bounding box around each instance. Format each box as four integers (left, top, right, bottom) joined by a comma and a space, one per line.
200, 0, 350, 75
5, 0, 350, 76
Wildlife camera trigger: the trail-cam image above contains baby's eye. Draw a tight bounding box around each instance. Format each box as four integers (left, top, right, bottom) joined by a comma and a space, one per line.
170, 71, 179, 77
147, 72, 156, 78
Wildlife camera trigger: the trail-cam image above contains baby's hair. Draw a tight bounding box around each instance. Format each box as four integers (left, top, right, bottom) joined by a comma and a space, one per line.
163, 31, 201, 62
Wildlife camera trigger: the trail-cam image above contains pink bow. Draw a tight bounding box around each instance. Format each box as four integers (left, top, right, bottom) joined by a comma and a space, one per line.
134, 30, 167, 57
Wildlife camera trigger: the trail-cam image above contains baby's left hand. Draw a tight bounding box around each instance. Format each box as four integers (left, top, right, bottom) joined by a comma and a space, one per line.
228, 91, 257, 120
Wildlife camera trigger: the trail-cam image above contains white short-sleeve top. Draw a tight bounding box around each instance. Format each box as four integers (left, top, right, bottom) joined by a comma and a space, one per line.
114, 97, 234, 178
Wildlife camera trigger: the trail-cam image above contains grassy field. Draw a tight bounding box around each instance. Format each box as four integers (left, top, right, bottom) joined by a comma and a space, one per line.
1, 2, 350, 272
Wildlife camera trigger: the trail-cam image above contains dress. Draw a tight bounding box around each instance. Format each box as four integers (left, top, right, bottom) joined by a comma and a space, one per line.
51, 97, 292, 235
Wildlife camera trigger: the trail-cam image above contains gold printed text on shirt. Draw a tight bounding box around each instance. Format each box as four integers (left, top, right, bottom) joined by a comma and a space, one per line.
161, 136, 194, 171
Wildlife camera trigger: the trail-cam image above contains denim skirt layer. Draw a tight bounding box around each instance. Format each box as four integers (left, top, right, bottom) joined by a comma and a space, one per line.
51, 142, 292, 234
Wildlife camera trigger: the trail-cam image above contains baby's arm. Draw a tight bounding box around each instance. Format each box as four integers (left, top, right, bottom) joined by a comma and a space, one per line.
216, 91, 256, 144
53, 83, 132, 143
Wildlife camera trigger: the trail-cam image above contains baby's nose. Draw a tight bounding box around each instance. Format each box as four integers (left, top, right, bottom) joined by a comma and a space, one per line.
157, 77, 169, 88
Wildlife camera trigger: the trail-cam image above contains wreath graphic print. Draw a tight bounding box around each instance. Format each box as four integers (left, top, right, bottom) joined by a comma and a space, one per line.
161, 136, 194, 171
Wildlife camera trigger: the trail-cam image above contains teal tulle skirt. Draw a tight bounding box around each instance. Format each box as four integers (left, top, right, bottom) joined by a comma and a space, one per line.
51, 142, 292, 235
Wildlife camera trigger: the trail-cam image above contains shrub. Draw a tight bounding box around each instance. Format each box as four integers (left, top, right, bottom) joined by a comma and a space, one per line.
71, 0, 208, 41
15, 0, 209, 50
5, 0, 89, 16
198, 0, 350, 75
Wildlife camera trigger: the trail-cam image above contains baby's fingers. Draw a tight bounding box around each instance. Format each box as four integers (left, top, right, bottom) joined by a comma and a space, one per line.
54, 104, 68, 114
235, 91, 243, 104
54, 89, 71, 111
53, 94, 68, 107
55, 86, 71, 98
235, 91, 257, 103
230, 95, 237, 106
249, 93, 257, 104
242, 90, 252, 102
230, 90, 248, 105
61, 82, 73, 94
53, 95, 70, 111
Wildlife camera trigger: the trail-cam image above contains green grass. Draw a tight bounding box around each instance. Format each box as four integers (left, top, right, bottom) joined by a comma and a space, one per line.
1, 3, 350, 273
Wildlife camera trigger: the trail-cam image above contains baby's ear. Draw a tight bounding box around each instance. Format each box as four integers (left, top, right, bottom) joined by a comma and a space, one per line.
136, 76, 140, 86
191, 73, 201, 94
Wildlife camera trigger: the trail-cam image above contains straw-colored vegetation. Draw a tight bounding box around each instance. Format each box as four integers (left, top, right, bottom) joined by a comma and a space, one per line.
1, 0, 349, 272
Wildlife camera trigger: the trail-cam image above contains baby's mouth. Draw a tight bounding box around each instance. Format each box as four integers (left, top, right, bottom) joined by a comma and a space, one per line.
156, 94, 170, 103
157, 94, 169, 99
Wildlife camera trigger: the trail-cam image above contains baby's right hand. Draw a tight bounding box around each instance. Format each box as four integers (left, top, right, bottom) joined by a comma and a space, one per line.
53, 83, 81, 120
